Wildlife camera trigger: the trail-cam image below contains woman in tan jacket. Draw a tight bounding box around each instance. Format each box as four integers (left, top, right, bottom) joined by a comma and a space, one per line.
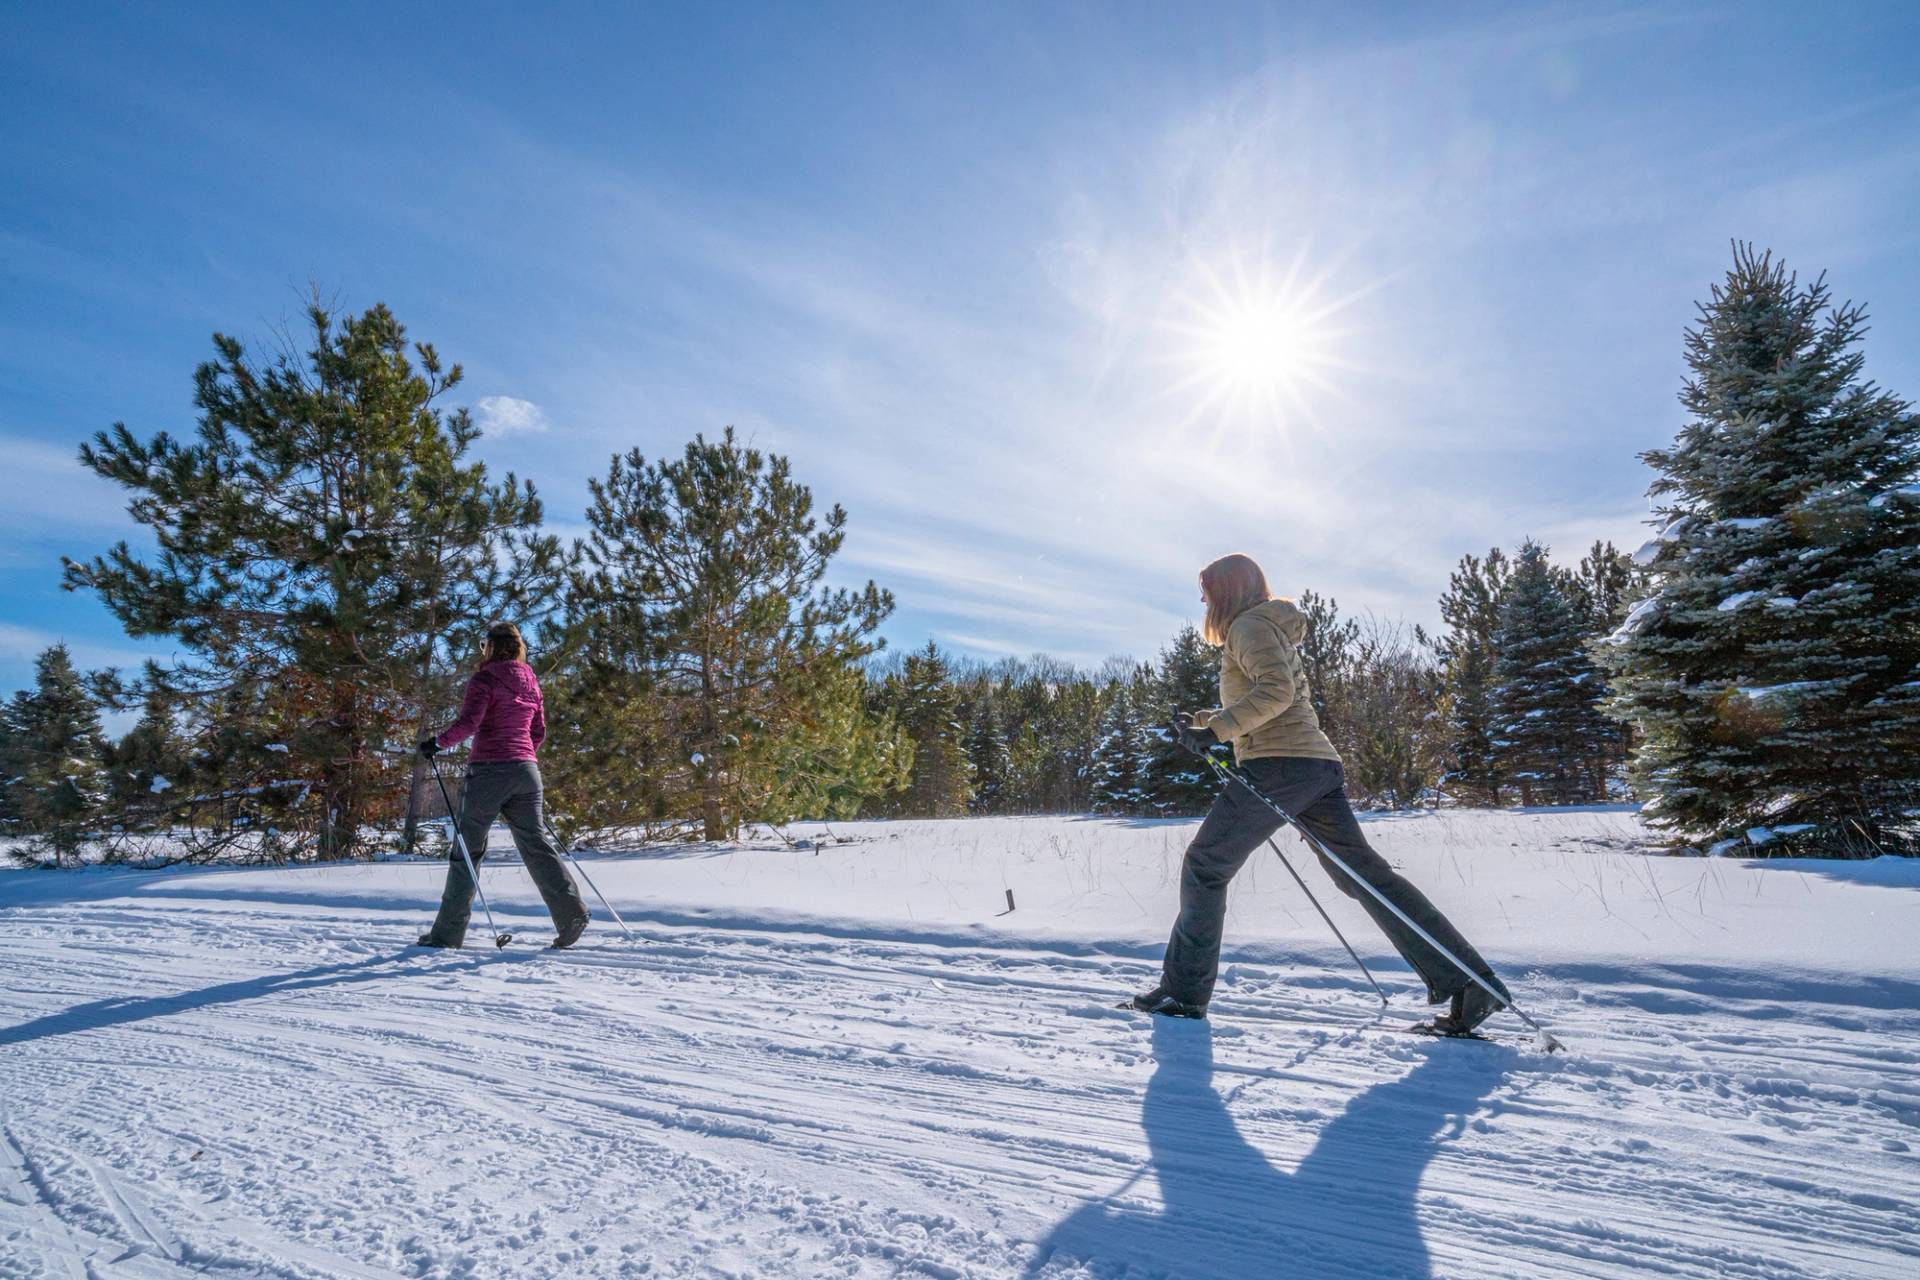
1131, 553, 1511, 1034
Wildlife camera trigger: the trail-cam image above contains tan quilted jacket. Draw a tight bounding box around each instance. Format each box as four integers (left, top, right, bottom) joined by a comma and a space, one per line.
1200, 598, 1341, 764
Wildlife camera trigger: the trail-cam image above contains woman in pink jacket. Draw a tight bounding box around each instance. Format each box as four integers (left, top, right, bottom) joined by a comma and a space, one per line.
416, 622, 589, 949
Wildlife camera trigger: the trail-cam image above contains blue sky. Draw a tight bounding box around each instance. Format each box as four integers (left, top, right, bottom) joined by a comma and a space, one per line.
4, 1, 1918, 702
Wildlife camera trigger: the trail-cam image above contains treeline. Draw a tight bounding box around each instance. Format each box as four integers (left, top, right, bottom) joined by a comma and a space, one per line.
860, 540, 1637, 825
4, 245, 1916, 863
0, 542, 1634, 871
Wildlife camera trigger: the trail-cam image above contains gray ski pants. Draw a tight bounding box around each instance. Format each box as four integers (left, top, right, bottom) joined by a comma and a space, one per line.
1160, 756, 1503, 1009
425, 760, 587, 945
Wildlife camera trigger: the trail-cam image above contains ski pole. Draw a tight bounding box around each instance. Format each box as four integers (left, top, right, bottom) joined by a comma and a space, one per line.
1205, 753, 1564, 1052
427, 756, 513, 949
1259, 830, 1388, 1008
540, 816, 637, 942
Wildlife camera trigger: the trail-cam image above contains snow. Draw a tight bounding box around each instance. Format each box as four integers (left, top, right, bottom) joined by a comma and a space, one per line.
3, 810, 1918, 1279
1632, 514, 1694, 565
1867, 484, 1920, 509
264, 743, 289, 754
1720, 517, 1775, 531
149, 774, 171, 793
1604, 597, 1659, 643
1746, 824, 1817, 846
1717, 591, 1761, 611
1735, 682, 1823, 702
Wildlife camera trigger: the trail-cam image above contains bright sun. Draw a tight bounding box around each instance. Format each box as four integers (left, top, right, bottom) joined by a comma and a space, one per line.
1163, 250, 1355, 440
1203, 297, 1311, 393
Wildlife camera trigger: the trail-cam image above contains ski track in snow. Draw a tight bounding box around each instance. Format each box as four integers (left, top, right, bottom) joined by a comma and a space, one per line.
2, 815, 1917, 1279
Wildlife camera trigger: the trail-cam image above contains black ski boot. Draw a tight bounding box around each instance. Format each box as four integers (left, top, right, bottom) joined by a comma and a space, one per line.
549, 913, 590, 950
415, 934, 462, 949
1431, 978, 1509, 1036
1124, 986, 1208, 1020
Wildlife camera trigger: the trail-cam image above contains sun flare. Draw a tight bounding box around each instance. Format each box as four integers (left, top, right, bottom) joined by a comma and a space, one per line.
1201, 297, 1312, 396
1162, 249, 1359, 443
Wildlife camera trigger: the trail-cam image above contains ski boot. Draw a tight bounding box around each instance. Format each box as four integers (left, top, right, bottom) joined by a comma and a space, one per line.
1430, 978, 1509, 1036
1123, 986, 1208, 1020
549, 913, 590, 950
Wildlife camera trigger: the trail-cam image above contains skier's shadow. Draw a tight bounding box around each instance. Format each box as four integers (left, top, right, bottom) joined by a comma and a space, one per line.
0, 952, 495, 1048
1026, 1017, 1514, 1279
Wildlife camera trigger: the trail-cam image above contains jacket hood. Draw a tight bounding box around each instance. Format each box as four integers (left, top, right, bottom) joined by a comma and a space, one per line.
1244, 597, 1309, 645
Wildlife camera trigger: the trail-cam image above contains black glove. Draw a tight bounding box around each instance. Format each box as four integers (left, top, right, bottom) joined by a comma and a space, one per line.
418, 736, 441, 759
1171, 718, 1221, 759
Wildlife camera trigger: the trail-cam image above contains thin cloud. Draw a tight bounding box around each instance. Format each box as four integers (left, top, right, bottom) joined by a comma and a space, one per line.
0, 621, 162, 672
0, 434, 137, 535
473, 395, 550, 437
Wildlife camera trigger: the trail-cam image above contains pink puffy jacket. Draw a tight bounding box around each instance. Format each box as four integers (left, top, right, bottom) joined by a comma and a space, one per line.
435, 660, 546, 763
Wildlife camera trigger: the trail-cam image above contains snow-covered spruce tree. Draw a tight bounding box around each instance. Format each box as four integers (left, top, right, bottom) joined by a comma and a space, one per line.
1604, 245, 1920, 852
1434, 548, 1512, 804
567, 428, 894, 840
1143, 624, 1222, 815
66, 302, 561, 859
1089, 685, 1152, 815
890, 642, 971, 817
1489, 541, 1615, 805
964, 695, 1012, 814
3, 645, 109, 867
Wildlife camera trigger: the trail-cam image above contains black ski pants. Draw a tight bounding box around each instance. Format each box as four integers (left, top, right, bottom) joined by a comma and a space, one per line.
425, 760, 587, 945
1160, 756, 1504, 1009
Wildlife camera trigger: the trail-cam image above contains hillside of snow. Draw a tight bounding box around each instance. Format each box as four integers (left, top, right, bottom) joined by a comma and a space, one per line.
3, 809, 1917, 1278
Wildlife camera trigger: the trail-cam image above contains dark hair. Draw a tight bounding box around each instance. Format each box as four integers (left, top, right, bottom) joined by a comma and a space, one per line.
478, 621, 527, 669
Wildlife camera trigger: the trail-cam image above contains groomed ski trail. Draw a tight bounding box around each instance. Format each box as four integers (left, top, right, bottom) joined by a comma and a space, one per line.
3, 818, 1918, 1278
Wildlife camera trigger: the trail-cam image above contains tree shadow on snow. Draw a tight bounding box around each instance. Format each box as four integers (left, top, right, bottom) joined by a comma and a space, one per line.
1025, 1017, 1514, 1280
0, 952, 493, 1049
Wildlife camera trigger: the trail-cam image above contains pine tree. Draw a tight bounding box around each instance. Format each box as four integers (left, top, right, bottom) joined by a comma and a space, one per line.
964, 695, 1012, 814
538, 630, 691, 842
1604, 245, 1920, 852
1435, 548, 1512, 803
568, 428, 894, 839
1341, 616, 1444, 808
1573, 541, 1637, 634
1142, 625, 1222, 815
894, 642, 971, 817
1570, 541, 1637, 786
1047, 677, 1105, 812
1004, 720, 1046, 814
66, 301, 561, 859
3, 645, 109, 866
756, 664, 911, 824
1295, 589, 1358, 754
1089, 686, 1152, 814
101, 689, 191, 825
1489, 542, 1614, 804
